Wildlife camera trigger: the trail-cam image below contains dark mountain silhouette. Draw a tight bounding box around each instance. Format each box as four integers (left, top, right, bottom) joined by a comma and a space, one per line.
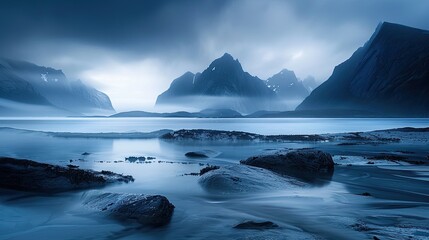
0, 58, 115, 115
297, 22, 429, 117
156, 53, 276, 113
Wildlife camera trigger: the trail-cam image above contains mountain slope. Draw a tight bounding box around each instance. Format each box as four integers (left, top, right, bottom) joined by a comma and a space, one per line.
266, 69, 309, 100
265, 69, 309, 109
0, 63, 49, 105
0, 58, 115, 115
156, 53, 276, 113
297, 22, 429, 116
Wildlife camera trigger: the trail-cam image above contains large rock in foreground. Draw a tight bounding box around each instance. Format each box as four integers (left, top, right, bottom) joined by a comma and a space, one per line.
82, 191, 175, 226
240, 149, 334, 183
0, 157, 134, 193
199, 165, 306, 194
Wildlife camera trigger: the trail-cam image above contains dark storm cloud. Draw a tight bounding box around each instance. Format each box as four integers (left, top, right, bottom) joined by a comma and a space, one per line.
0, 0, 228, 57
1, 0, 429, 110
1, 0, 428, 65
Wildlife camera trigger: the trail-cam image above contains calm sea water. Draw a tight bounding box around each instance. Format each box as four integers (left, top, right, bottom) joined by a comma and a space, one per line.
0, 118, 428, 239
0, 117, 428, 135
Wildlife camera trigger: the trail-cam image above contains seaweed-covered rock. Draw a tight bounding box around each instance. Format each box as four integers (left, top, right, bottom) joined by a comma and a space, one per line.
0, 157, 134, 193
199, 165, 306, 194
240, 149, 334, 183
82, 191, 175, 226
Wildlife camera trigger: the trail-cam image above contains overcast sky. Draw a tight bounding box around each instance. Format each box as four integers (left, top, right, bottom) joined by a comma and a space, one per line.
1, 0, 428, 111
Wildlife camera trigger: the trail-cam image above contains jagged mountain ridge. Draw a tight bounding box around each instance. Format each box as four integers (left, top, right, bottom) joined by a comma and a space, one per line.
156, 53, 309, 113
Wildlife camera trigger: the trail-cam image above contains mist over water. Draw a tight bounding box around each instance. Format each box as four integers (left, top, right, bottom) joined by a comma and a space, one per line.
1, 118, 429, 239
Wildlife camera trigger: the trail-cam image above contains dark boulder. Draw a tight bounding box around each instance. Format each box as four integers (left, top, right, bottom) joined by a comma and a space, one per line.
0, 157, 134, 193
240, 149, 334, 183
185, 150, 220, 158
234, 220, 279, 230
82, 191, 175, 226
185, 151, 209, 158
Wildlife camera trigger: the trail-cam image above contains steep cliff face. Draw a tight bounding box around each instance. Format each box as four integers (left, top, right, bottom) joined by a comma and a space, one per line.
297, 22, 429, 117
0, 58, 115, 115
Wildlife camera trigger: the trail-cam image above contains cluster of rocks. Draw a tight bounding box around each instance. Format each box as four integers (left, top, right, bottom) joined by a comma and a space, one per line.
125, 156, 156, 163
0, 157, 134, 193
0, 157, 174, 227
199, 149, 335, 194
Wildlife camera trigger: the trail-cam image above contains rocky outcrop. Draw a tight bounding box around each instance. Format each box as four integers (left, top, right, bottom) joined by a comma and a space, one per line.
82, 191, 174, 226
199, 165, 306, 194
240, 149, 334, 183
0, 157, 133, 193
161, 129, 327, 142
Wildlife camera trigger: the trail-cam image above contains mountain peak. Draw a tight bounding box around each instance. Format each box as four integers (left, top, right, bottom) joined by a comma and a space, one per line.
214, 53, 237, 65
367, 22, 428, 48
279, 68, 296, 77
220, 52, 234, 60
208, 53, 243, 73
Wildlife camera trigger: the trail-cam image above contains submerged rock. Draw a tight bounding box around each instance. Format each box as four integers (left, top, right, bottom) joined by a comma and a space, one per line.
234, 220, 279, 230
199, 164, 306, 194
185, 150, 219, 158
82, 191, 175, 226
0, 157, 134, 193
240, 149, 334, 183
185, 151, 209, 158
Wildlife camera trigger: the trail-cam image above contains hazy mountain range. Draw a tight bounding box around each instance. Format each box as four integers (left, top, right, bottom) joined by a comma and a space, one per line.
156, 53, 312, 113
0, 58, 115, 116
2, 22, 428, 117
